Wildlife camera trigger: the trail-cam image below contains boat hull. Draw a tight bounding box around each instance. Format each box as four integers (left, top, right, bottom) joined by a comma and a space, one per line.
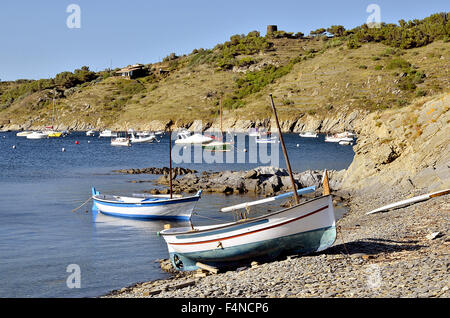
93, 194, 201, 220
202, 141, 231, 151
161, 195, 336, 271
26, 132, 48, 139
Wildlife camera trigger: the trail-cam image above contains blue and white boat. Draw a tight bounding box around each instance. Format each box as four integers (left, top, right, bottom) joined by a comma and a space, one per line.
92, 188, 202, 221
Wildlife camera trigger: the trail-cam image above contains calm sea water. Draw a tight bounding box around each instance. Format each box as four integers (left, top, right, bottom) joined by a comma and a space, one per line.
0, 131, 354, 298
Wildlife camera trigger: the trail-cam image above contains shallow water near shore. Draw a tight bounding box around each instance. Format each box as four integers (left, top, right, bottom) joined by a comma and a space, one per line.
0, 131, 353, 297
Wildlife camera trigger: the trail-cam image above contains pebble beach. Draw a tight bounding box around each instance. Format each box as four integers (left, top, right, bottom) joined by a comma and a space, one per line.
103, 187, 449, 298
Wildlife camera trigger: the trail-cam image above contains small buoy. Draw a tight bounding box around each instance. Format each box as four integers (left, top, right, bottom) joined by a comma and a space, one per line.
62, 148, 66, 152
75, 141, 79, 145
87, 140, 91, 144
297, 144, 300, 147
12, 145, 16, 149
243, 148, 247, 152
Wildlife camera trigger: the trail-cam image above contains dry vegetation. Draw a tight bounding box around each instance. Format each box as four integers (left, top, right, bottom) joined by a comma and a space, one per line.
0, 13, 449, 129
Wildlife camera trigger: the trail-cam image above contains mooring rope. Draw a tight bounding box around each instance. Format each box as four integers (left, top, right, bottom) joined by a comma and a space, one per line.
72, 197, 92, 213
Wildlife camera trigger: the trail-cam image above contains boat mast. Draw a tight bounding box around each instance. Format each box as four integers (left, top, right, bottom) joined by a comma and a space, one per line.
52, 90, 55, 129
269, 94, 300, 204
220, 96, 223, 140
168, 129, 173, 199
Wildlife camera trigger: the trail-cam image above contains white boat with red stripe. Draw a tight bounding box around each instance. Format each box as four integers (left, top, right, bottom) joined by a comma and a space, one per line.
159, 193, 336, 271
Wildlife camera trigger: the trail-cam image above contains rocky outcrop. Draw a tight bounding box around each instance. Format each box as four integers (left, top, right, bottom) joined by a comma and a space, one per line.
154, 166, 344, 196
337, 93, 450, 194
113, 167, 196, 176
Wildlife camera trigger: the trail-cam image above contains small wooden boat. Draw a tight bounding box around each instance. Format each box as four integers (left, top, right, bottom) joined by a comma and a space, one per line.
92, 188, 202, 220
160, 190, 335, 271
160, 94, 336, 271
366, 189, 450, 215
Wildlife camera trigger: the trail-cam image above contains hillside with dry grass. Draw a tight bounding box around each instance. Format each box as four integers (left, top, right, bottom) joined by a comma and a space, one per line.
0, 13, 449, 131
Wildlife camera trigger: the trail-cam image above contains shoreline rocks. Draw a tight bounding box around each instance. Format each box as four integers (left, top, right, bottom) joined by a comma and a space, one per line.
113, 167, 197, 176
152, 166, 344, 196
102, 187, 449, 298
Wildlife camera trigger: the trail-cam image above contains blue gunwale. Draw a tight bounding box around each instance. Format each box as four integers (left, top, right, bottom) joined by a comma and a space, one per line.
93, 194, 200, 207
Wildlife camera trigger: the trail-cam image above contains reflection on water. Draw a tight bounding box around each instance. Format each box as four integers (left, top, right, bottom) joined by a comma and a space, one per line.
0, 131, 353, 297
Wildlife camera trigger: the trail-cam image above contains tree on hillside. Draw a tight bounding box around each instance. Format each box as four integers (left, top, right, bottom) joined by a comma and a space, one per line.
310, 28, 326, 37
327, 25, 346, 37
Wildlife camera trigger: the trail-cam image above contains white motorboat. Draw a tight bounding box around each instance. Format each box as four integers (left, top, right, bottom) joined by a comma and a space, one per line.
130, 133, 156, 143
99, 130, 118, 138
26, 131, 48, 139
86, 130, 96, 136
325, 134, 354, 143
299, 132, 318, 138
111, 137, 131, 147
174, 130, 213, 145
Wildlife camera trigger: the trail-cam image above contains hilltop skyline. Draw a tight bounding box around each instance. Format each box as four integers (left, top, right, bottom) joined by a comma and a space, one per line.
0, 0, 448, 81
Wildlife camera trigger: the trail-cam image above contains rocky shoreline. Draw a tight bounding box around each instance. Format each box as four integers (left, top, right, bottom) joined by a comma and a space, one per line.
151, 166, 344, 197
101, 94, 449, 298
102, 186, 449, 298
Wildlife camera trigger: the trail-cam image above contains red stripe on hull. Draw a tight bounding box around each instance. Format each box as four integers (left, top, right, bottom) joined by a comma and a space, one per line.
169, 205, 328, 246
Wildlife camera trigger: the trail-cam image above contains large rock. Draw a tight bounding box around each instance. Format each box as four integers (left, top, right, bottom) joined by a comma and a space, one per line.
339, 93, 450, 193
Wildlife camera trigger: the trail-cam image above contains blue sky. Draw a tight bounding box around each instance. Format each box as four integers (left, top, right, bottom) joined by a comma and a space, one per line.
0, 0, 448, 81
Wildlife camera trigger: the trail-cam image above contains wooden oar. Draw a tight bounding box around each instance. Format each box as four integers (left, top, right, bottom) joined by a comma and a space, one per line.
366, 189, 450, 215
220, 186, 316, 213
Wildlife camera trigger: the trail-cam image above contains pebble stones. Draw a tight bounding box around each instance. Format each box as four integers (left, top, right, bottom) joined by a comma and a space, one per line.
103, 190, 449, 299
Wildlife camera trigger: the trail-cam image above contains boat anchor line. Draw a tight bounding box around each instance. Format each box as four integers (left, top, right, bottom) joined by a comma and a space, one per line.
169, 205, 328, 246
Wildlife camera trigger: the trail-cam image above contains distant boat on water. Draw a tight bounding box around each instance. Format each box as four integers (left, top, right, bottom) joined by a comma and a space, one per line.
299, 132, 318, 138
16, 131, 33, 137
99, 130, 118, 138
130, 132, 156, 143
325, 131, 355, 144
174, 130, 214, 145
256, 136, 277, 144
111, 137, 131, 147
26, 131, 48, 139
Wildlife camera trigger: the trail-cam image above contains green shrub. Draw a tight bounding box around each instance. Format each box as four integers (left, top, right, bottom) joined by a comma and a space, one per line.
386, 58, 411, 70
